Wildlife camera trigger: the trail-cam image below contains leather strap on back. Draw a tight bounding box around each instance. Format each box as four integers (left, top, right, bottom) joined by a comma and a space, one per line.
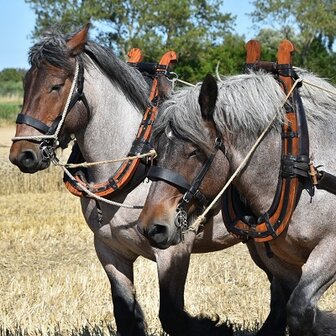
64, 49, 177, 197
222, 39, 310, 243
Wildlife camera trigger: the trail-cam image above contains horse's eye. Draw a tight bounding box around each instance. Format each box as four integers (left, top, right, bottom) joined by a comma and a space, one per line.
188, 149, 199, 158
50, 84, 64, 92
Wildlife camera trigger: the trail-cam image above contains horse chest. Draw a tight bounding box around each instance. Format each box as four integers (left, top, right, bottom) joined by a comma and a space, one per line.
258, 227, 312, 272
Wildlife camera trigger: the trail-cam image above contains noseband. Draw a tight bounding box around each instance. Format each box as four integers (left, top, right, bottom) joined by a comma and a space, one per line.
147, 136, 226, 238
12, 58, 90, 158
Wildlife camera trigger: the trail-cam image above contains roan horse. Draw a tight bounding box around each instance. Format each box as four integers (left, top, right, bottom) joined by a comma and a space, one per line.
138, 69, 336, 335
9, 25, 239, 335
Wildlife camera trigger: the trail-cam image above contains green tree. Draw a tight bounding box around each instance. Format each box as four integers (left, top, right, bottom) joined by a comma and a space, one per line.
0, 68, 26, 82
25, 0, 234, 59
250, 0, 336, 66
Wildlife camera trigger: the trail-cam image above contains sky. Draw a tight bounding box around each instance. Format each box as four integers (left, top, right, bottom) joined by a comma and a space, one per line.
0, 0, 255, 71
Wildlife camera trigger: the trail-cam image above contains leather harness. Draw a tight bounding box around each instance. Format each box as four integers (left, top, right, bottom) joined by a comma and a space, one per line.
222, 40, 321, 243
16, 58, 90, 149
16, 41, 336, 242
63, 49, 178, 198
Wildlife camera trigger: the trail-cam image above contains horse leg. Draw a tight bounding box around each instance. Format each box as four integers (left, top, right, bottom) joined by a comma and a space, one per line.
246, 242, 288, 336
155, 233, 233, 336
256, 277, 290, 336
287, 238, 336, 336
155, 243, 190, 335
94, 236, 147, 336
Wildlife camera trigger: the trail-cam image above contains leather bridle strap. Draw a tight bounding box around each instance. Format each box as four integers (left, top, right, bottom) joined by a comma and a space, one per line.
14, 59, 89, 139
147, 137, 225, 208
147, 165, 191, 191
16, 113, 51, 135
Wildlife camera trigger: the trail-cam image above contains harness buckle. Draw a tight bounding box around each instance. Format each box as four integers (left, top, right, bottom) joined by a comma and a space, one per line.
40, 143, 57, 163
174, 207, 188, 242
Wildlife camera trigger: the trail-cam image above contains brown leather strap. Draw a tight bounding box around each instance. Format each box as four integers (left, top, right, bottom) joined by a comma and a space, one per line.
64, 49, 177, 198
223, 39, 309, 243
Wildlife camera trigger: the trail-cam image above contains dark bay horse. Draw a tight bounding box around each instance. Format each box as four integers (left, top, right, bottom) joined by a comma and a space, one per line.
138, 72, 336, 335
9, 25, 238, 335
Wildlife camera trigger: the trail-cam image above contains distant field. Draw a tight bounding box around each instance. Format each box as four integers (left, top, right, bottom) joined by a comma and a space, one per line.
0, 95, 22, 126
0, 126, 335, 336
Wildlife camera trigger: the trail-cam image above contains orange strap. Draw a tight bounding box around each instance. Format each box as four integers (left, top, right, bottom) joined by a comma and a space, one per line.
64, 49, 177, 198
223, 39, 302, 243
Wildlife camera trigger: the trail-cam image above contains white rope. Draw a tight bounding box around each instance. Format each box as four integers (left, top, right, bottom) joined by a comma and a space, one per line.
215, 62, 222, 81
169, 72, 195, 87
189, 78, 303, 233
302, 79, 336, 97
56, 149, 157, 168
62, 166, 143, 209
12, 60, 80, 142
56, 148, 157, 208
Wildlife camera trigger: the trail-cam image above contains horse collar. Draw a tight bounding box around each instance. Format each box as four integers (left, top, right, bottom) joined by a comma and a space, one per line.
63, 50, 178, 198
222, 65, 312, 243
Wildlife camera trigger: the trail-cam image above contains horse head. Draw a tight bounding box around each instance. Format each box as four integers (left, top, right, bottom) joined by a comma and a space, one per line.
138, 75, 230, 248
9, 25, 90, 173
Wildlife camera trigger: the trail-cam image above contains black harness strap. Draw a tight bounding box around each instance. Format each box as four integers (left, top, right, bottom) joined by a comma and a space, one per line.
15, 59, 89, 137
147, 165, 191, 191
16, 113, 51, 134
316, 171, 336, 196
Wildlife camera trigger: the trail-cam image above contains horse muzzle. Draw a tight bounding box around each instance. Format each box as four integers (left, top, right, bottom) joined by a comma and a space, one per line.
9, 142, 50, 173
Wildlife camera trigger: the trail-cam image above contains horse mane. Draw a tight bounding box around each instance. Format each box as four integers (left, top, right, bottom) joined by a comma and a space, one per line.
154, 69, 336, 151
28, 28, 149, 113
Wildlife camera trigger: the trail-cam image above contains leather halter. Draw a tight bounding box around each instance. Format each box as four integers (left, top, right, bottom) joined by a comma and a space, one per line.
222, 40, 311, 243
15, 58, 89, 148
147, 134, 226, 235
63, 49, 178, 198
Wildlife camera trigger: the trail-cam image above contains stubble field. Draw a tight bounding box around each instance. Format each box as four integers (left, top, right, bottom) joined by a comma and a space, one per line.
0, 125, 335, 335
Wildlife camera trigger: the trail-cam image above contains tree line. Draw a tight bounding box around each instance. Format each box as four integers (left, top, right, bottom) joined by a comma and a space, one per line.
2, 0, 336, 97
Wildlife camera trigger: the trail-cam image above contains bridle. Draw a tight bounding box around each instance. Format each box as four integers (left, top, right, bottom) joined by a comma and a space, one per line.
12, 58, 90, 161
147, 132, 226, 238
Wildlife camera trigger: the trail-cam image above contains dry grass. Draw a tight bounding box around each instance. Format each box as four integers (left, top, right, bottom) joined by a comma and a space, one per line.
0, 126, 335, 335
0, 95, 22, 104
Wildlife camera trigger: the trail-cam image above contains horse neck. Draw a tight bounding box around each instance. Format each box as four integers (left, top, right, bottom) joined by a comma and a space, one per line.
229, 129, 282, 216
75, 61, 144, 183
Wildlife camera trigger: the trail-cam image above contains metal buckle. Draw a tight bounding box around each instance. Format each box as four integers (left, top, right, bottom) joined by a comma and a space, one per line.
40, 141, 58, 164
174, 206, 188, 242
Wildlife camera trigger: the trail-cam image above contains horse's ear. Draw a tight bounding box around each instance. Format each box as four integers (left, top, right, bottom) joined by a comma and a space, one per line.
67, 23, 90, 56
198, 74, 218, 121
157, 75, 173, 101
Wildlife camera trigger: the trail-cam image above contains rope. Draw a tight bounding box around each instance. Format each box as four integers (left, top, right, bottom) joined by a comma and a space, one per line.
56, 149, 157, 168
302, 79, 336, 97
169, 72, 195, 87
188, 78, 303, 233
53, 148, 157, 208
62, 166, 143, 209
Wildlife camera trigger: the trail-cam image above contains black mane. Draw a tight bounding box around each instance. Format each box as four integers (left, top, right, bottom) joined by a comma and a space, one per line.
28, 28, 149, 112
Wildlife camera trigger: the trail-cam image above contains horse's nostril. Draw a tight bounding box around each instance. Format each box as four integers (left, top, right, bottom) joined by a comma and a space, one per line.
147, 223, 169, 245
18, 150, 38, 170
148, 224, 167, 236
